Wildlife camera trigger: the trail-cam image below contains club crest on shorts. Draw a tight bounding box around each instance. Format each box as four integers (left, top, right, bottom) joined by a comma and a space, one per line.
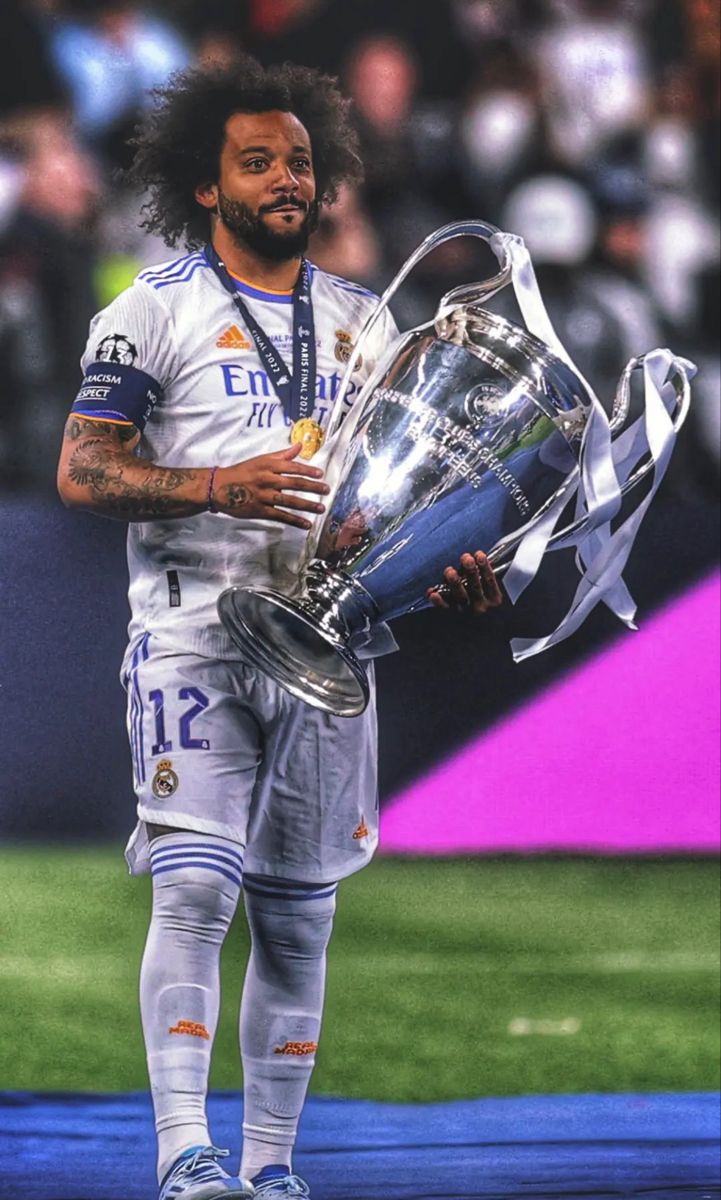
152, 759, 179, 798
335, 329, 362, 370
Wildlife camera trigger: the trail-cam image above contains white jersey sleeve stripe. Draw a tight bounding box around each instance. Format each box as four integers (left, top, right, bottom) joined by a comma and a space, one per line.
152, 260, 210, 290
139, 252, 204, 284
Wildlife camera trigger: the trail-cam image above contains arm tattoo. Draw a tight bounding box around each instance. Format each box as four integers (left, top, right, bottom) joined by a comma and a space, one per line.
62, 415, 201, 519
224, 484, 250, 509
66, 416, 138, 443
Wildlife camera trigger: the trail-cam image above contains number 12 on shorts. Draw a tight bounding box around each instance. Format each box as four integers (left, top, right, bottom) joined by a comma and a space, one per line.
149, 687, 210, 753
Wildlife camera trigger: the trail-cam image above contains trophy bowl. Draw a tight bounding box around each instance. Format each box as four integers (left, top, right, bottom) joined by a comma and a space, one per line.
218, 221, 691, 717
218, 310, 594, 716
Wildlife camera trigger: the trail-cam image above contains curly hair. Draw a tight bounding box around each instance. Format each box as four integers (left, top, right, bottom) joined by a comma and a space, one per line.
126, 56, 364, 249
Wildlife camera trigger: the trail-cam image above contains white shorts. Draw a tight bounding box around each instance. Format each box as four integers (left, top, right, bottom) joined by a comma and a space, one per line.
121, 633, 378, 884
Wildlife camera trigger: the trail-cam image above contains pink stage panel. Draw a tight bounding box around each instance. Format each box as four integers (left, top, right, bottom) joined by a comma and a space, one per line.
380, 572, 720, 855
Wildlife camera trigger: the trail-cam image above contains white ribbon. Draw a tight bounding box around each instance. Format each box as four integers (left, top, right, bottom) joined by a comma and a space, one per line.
486, 232, 695, 662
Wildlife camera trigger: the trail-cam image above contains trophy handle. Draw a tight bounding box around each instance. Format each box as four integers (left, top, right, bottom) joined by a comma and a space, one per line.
544, 353, 692, 551
430, 352, 693, 598
324, 220, 513, 443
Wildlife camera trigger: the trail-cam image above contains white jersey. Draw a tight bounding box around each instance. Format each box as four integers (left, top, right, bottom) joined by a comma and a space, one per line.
78, 250, 399, 659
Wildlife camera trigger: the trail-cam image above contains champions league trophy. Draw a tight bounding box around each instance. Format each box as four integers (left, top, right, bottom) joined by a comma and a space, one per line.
218, 221, 693, 716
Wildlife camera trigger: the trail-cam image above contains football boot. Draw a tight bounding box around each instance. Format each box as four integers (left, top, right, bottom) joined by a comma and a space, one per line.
159, 1145, 255, 1200
252, 1168, 310, 1197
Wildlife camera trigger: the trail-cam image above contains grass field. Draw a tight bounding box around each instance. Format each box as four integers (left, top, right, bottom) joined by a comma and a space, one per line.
1, 848, 718, 1101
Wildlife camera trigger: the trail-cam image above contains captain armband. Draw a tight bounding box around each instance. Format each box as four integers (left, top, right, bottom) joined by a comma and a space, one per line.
71, 362, 163, 431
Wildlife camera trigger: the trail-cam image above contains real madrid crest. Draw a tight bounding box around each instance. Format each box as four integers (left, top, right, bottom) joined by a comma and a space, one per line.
335, 329, 362, 370
152, 759, 179, 799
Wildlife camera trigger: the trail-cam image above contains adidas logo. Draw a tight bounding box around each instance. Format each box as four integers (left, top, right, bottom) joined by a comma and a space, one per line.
216, 324, 251, 350
353, 817, 370, 840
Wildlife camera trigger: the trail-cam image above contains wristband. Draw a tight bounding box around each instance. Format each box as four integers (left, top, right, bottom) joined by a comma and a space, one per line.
207, 465, 219, 512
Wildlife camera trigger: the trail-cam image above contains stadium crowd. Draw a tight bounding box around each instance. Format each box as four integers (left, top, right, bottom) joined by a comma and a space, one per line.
1, 0, 719, 497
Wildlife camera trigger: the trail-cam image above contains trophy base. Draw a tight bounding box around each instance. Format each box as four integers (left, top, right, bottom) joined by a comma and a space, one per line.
217, 585, 371, 717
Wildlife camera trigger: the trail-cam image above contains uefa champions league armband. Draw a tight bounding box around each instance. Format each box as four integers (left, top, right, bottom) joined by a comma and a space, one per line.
71, 361, 163, 430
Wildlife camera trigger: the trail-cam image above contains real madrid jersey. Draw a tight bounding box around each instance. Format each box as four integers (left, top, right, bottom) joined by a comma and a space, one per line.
74, 249, 399, 660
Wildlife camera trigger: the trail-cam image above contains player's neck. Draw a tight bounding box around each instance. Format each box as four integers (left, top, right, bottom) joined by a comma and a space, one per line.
212, 227, 302, 293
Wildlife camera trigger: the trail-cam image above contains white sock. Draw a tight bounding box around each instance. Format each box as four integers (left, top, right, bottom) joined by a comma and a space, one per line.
239, 877, 337, 1181
140, 831, 243, 1182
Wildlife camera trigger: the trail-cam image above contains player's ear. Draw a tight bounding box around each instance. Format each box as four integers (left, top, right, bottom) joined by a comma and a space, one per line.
195, 182, 219, 211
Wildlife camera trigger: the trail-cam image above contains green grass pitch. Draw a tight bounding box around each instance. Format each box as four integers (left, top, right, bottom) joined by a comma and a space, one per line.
1, 848, 718, 1101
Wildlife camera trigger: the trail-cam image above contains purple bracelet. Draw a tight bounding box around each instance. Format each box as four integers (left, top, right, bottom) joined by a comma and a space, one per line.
207, 465, 219, 512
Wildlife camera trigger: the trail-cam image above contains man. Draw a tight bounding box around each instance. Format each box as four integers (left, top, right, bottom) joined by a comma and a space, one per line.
57, 57, 501, 1200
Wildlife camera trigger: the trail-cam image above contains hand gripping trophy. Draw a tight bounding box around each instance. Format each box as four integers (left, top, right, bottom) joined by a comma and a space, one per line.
218, 221, 694, 716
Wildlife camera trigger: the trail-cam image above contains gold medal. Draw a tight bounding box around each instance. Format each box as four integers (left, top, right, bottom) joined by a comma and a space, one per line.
291, 417, 325, 460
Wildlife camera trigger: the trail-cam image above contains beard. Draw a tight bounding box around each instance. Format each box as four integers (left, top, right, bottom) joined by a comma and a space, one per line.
217, 189, 319, 261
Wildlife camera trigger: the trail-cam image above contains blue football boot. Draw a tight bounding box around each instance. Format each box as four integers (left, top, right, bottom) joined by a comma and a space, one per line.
159, 1145, 255, 1200
251, 1167, 311, 1197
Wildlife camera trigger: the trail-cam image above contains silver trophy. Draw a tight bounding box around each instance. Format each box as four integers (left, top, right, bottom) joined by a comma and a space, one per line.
218, 221, 692, 716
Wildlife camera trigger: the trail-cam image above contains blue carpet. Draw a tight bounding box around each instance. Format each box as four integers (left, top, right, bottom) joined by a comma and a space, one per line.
2, 1091, 719, 1200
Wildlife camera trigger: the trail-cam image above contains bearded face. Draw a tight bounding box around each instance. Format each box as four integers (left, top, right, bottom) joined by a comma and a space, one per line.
217, 188, 320, 262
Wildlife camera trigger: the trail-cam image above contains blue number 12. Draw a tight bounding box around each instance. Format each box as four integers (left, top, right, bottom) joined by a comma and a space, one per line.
179, 687, 210, 750
148, 687, 210, 752
149, 689, 172, 755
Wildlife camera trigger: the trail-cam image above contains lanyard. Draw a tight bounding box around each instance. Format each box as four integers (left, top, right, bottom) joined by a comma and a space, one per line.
204, 243, 317, 423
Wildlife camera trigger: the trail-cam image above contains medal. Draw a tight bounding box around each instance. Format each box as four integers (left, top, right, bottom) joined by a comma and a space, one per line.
291, 417, 325, 460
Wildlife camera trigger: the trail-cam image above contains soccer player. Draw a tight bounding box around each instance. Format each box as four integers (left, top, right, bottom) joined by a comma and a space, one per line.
57, 58, 502, 1200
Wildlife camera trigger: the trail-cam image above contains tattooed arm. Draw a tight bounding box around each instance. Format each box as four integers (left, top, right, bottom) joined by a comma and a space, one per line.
56, 417, 211, 521
57, 417, 330, 526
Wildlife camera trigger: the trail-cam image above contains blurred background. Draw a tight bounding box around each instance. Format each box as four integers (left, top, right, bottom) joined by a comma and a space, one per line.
0, 0, 719, 1116
0, 0, 719, 843
2, 0, 720, 492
